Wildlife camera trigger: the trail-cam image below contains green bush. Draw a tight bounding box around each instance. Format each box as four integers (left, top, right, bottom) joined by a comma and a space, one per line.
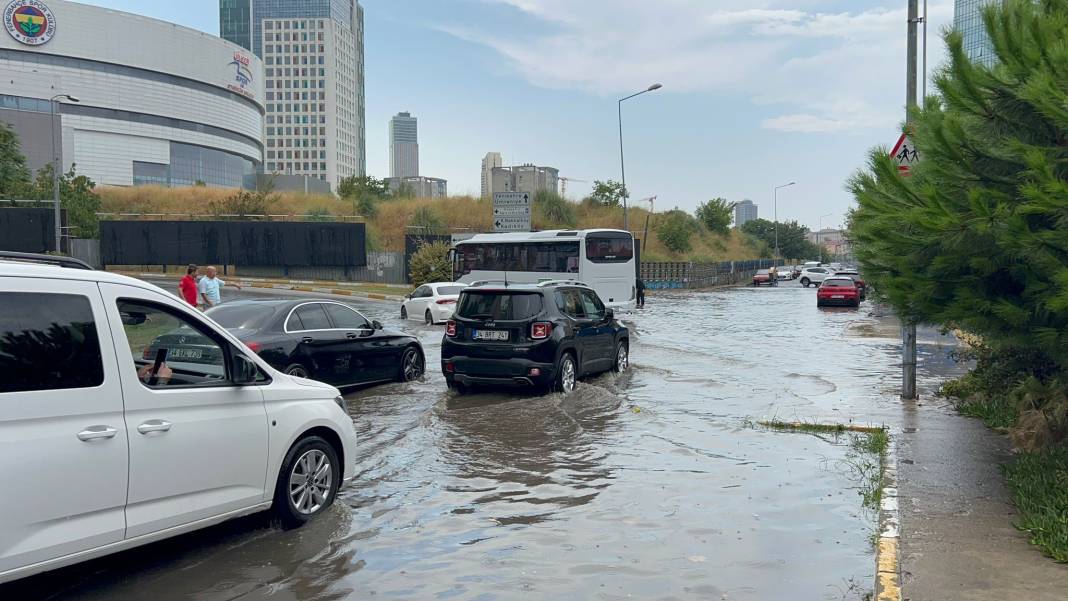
656, 209, 698, 254
535, 190, 577, 228
409, 240, 452, 287
410, 205, 446, 235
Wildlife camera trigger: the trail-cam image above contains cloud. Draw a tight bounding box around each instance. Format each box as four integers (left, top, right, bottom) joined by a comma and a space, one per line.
441, 0, 954, 133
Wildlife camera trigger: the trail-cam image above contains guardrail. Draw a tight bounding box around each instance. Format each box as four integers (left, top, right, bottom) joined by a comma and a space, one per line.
641, 259, 800, 290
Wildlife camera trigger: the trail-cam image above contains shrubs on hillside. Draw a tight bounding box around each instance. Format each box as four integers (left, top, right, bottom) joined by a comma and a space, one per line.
409, 240, 452, 287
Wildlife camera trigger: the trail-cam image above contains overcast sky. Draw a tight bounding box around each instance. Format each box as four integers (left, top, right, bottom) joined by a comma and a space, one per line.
85, 0, 953, 230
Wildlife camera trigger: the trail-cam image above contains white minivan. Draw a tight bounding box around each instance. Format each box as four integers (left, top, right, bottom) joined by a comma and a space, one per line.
0, 254, 357, 584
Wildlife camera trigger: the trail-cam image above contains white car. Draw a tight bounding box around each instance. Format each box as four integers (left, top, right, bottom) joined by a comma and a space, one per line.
401, 282, 465, 325
0, 253, 357, 585
799, 266, 834, 287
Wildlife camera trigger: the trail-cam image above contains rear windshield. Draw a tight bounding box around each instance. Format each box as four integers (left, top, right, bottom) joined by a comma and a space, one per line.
456, 292, 544, 320
823, 278, 855, 287
436, 286, 464, 296
206, 304, 276, 329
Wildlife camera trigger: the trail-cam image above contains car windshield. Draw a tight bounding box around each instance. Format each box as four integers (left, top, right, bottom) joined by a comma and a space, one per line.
206, 304, 275, 329
823, 279, 855, 287
436, 285, 464, 296
757, 269, 770, 275
456, 291, 543, 320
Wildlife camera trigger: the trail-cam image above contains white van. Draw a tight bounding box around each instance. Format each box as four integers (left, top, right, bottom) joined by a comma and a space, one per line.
0, 253, 357, 584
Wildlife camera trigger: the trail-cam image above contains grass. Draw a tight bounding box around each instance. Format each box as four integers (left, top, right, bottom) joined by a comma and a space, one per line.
95, 186, 765, 262
1002, 445, 1068, 562
954, 396, 1018, 429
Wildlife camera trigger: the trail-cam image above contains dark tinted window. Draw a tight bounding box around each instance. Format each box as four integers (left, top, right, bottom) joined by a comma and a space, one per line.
0, 293, 104, 393
457, 292, 544, 320
206, 304, 276, 330
555, 289, 586, 319
579, 290, 606, 320
324, 303, 369, 329
436, 285, 464, 296
823, 278, 855, 287
454, 242, 580, 275
291, 304, 331, 330
585, 234, 634, 263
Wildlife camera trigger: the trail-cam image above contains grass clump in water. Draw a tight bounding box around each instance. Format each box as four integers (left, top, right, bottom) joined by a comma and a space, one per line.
1002, 445, 1068, 562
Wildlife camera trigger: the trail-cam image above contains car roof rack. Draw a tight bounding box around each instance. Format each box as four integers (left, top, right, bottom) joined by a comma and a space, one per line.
0, 251, 93, 270
536, 279, 590, 288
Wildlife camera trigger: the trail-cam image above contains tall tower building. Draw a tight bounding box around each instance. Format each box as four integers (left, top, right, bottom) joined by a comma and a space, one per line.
389, 112, 419, 178
481, 152, 502, 198
734, 199, 758, 227
954, 0, 1000, 66
221, 0, 366, 190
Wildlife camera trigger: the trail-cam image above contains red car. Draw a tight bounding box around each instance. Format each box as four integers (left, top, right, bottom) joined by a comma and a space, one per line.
752, 269, 776, 286
835, 270, 866, 299
816, 277, 861, 307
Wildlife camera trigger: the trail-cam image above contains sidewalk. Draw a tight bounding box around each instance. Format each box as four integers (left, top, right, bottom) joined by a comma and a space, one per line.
114, 271, 409, 303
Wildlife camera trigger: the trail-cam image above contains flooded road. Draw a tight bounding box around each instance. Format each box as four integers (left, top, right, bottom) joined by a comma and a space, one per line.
5, 281, 965, 600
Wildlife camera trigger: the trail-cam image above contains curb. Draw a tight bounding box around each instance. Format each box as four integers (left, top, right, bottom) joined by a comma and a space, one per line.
115, 271, 407, 303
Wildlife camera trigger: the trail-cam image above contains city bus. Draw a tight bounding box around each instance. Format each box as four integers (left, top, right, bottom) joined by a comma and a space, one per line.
452, 229, 637, 307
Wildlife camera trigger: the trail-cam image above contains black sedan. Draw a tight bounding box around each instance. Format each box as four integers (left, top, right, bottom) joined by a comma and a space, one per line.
183, 299, 426, 387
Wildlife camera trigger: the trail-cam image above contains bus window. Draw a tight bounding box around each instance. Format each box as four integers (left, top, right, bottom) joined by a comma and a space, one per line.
456, 241, 579, 274
585, 234, 634, 263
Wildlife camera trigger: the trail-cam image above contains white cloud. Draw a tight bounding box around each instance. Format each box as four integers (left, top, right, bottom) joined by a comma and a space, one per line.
442, 0, 954, 133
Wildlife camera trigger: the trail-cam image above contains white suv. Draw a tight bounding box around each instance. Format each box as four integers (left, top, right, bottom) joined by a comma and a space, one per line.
0, 254, 357, 584
799, 266, 833, 288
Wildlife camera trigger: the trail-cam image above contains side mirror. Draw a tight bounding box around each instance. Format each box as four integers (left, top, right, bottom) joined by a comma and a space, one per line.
406, 293, 412, 300
604, 308, 615, 322
232, 353, 259, 385
120, 312, 147, 326
372, 320, 384, 330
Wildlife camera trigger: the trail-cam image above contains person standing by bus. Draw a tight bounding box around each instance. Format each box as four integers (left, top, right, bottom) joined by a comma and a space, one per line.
636, 277, 646, 308
178, 264, 199, 308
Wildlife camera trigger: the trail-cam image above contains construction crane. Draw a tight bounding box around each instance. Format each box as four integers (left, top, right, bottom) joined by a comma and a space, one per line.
558, 176, 588, 198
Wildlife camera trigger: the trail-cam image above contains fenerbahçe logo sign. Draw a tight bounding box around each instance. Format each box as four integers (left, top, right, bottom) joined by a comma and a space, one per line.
5, 0, 56, 46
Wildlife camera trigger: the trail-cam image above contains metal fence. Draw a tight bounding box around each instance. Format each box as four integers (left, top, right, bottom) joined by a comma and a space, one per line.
209, 251, 406, 285
641, 259, 790, 290
69, 238, 101, 268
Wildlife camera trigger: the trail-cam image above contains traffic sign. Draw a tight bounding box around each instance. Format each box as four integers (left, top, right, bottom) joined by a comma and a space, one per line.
891, 132, 919, 176
493, 192, 531, 232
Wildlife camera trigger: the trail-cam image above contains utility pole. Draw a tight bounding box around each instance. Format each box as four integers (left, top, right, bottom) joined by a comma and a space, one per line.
902, 0, 919, 400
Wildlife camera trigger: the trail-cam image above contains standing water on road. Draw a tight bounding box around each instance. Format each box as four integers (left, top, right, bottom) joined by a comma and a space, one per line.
5, 283, 964, 600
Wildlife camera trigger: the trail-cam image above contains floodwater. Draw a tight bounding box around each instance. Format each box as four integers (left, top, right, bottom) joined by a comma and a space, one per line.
4, 280, 965, 600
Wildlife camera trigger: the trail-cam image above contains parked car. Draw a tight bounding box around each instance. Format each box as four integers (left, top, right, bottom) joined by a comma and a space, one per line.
834, 270, 867, 300
799, 266, 833, 288
0, 252, 357, 585
752, 269, 777, 286
202, 299, 426, 388
441, 281, 629, 394
802, 261, 821, 270
777, 266, 795, 280
401, 282, 465, 325
816, 277, 861, 307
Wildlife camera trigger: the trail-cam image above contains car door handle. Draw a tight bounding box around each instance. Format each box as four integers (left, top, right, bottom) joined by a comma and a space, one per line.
346, 332, 358, 339
77, 425, 118, 441
301, 337, 314, 343
137, 420, 172, 435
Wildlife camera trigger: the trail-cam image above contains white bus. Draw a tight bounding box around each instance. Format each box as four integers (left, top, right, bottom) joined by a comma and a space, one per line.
452, 229, 637, 307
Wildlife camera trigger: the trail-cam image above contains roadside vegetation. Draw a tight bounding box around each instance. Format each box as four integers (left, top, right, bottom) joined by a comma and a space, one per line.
847, 0, 1068, 561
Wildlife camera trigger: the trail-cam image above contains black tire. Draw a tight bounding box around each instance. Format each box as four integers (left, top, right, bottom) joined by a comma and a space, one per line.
273, 435, 340, 528
285, 363, 310, 379
400, 306, 408, 320
398, 346, 425, 382
801, 277, 810, 287
613, 341, 629, 373
424, 309, 433, 325
555, 352, 577, 394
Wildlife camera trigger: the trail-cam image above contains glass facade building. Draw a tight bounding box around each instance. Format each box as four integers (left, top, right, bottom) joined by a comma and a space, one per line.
954, 0, 1000, 66
133, 143, 256, 188
219, 0, 253, 52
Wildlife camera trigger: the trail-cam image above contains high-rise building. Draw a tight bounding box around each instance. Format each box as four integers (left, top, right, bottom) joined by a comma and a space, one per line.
954, 0, 1000, 66
384, 176, 447, 199
490, 164, 559, 197
734, 199, 758, 227
481, 152, 502, 198
389, 112, 419, 178
221, 0, 365, 191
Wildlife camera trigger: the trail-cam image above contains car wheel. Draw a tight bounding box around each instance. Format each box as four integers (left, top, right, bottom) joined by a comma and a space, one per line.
555, 353, 577, 394
285, 363, 310, 379
613, 341, 629, 373
399, 346, 425, 382
801, 278, 810, 287
273, 436, 340, 528
400, 306, 408, 320
425, 309, 433, 325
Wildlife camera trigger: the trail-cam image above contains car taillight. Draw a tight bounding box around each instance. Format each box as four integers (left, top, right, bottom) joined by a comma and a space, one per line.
531, 322, 552, 339
436, 299, 456, 305
446, 320, 457, 337
244, 341, 262, 354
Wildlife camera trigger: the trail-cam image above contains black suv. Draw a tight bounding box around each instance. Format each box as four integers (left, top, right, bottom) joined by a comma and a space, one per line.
441, 281, 630, 393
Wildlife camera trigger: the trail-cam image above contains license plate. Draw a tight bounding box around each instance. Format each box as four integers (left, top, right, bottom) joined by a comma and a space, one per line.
831, 295, 845, 299
170, 348, 203, 359
472, 329, 508, 341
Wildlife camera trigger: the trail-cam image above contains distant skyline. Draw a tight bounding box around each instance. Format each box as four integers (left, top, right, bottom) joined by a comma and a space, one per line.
81, 0, 953, 231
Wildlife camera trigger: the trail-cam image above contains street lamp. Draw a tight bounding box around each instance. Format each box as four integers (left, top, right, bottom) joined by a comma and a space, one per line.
818, 213, 833, 263
618, 83, 662, 231
772, 181, 795, 262
50, 93, 79, 253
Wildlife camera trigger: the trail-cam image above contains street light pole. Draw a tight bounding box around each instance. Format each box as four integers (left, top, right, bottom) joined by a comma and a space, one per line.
49, 93, 79, 253
618, 83, 662, 231
902, 0, 920, 400
773, 181, 795, 263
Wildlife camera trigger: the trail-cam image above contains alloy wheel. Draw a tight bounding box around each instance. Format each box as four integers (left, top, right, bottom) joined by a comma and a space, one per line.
289, 449, 332, 515
616, 345, 629, 372
560, 357, 576, 393
403, 349, 424, 381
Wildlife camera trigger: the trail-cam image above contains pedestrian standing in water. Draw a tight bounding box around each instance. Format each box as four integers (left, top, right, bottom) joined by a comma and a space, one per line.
636, 277, 646, 308
178, 264, 199, 308
197, 265, 242, 308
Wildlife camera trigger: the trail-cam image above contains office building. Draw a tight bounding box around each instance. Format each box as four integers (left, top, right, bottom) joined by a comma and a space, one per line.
481, 151, 502, 198
734, 199, 758, 227
954, 0, 1000, 66
1, 0, 263, 188
384, 175, 447, 199
389, 111, 418, 178
490, 164, 558, 197
221, 0, 365, 191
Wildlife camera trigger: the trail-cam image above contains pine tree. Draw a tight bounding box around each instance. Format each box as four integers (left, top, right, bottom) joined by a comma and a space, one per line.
0, 121, 32, 198
849, 0, 1068, 368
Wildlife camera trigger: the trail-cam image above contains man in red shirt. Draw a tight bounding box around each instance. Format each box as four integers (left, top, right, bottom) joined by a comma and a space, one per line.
178, 264, 199, 307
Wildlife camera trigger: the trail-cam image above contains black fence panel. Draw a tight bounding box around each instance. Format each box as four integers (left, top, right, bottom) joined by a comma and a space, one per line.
0, 207, 65, 253
101, 221, 366, 267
